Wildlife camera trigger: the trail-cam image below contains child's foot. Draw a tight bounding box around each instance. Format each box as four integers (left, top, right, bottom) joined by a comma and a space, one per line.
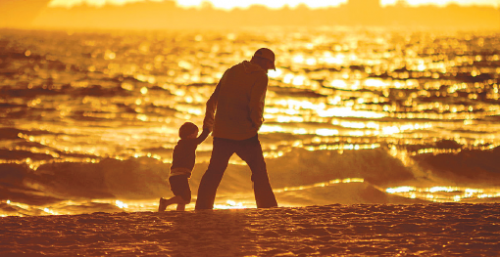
158, 197, 167, 212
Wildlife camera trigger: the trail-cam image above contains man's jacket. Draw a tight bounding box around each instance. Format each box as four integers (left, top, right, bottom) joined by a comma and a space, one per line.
203, 60, 268, 140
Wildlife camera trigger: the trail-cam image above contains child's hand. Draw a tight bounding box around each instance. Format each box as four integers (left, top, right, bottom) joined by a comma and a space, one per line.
197, 127, 211, 143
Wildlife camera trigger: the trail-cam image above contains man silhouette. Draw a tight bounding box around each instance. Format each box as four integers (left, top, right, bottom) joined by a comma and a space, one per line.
195, 48, 278, 210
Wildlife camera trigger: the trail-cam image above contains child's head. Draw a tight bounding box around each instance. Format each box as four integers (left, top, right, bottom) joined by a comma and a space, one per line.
179, 122, 199, 139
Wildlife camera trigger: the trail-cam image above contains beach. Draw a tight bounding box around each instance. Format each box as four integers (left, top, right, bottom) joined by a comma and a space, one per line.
1, 203, 499, 256
1, 27, 500, 256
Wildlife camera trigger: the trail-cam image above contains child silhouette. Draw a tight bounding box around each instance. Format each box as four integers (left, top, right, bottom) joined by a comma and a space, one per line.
159, 122, 209, 211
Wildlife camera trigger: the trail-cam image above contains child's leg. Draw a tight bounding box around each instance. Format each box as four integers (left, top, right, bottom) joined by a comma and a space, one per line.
161, 175, 190, 211
176, 203, 186, 211
159, 196, 186, 211
165, 195, 185, 205
158, 197, 167, 212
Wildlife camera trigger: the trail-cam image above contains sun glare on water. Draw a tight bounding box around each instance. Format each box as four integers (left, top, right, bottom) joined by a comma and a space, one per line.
2, 3, 500, 219
214, 200, 247, 209
48, 0, 499, 8
48, 0, 346, 8
176, 0, 346, 9
386, 186, 500, 202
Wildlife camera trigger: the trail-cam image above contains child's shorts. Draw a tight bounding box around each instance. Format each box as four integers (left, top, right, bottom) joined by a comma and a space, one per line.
169, 175, 191, 204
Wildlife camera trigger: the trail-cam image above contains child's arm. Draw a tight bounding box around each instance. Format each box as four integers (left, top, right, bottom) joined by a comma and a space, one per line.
195, 128, 210, 144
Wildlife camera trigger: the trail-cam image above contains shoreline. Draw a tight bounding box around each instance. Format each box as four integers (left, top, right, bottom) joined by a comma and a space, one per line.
1, 203, 499, 256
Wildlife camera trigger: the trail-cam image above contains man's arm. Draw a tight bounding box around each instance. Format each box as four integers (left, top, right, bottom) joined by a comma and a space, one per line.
203, 71, 227, 132
249, 73, 268, 129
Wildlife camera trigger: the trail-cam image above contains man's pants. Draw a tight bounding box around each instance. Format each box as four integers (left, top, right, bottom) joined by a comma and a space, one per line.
195, 135, 278, 210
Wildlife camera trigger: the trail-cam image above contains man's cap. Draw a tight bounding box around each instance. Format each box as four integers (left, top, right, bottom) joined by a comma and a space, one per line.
254, 48, 276, 70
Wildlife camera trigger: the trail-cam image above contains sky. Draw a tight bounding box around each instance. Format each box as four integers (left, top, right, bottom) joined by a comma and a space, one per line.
48, 0, 500, 9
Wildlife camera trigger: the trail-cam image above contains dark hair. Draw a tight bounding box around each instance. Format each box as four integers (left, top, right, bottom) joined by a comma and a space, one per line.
179, 122, 198, 139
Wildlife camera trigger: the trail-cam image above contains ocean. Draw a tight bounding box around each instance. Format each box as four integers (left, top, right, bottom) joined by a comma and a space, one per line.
1, 27, 499, 217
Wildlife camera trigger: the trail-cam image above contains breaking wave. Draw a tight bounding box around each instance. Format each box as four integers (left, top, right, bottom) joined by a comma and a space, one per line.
2, 146, 499, 216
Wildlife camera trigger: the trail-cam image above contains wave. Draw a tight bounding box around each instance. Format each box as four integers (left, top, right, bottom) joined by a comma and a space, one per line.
1, 147, 499, 208
411, 146, 500, 187
274, 182, 427, 206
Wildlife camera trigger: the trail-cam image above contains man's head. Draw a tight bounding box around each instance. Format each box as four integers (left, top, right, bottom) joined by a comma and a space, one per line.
251, 48, 276, 71
179, 122, 199, 139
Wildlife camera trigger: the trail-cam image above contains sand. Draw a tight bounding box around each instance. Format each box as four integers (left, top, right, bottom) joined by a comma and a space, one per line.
1, 203, 499, 256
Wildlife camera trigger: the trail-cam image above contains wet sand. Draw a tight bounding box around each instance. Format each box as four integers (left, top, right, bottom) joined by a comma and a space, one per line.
1, 203, 499, 256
